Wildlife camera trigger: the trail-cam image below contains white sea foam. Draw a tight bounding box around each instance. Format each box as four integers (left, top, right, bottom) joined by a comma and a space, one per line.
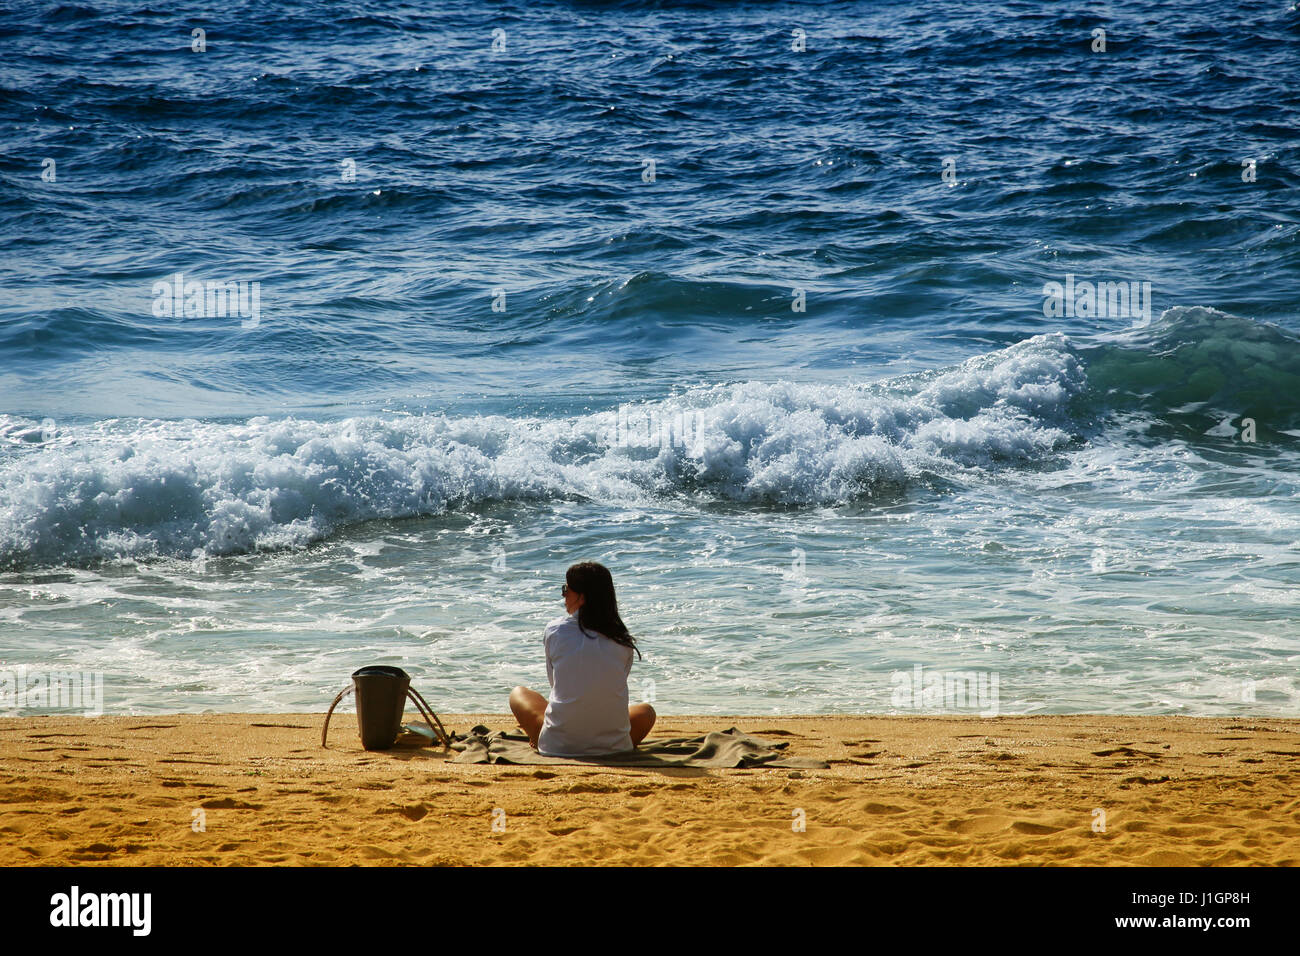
0, 334, 1086, 567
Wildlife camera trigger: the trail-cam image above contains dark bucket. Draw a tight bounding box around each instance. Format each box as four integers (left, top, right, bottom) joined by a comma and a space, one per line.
352, 665, 410, 751
320, 666, 452, 751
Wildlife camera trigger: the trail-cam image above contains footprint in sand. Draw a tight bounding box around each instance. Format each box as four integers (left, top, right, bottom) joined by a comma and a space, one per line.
1010, 821, 1065, 835
393, 804, 429, 821
950, 815, 1011, 835
1092, 746, 1161, 759
556, 783, 620, 795
859, 802, 907, 815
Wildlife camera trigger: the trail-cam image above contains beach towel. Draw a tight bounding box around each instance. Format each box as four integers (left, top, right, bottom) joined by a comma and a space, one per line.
407, 724, 829, 769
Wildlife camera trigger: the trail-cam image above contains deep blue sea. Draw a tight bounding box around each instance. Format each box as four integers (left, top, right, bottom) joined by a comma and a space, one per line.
1, 0, 1298, 716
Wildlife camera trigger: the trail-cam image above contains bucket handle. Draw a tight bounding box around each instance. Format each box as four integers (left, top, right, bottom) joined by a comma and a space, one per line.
320, 681, 453, 749
320, 681, 355, 748
405, 685, 453, 749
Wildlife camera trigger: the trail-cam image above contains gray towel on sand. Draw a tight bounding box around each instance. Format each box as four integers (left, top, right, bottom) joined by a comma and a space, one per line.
415, 724, 828, 769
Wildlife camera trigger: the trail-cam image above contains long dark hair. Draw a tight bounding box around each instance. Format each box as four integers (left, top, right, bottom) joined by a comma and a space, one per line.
566, 561, 640, 661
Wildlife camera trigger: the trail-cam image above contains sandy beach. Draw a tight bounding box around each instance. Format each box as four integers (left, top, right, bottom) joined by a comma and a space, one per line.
1, 713, 1296, 866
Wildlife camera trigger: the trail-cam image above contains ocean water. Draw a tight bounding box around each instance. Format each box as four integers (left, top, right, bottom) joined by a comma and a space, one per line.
1, 0, 1299, 717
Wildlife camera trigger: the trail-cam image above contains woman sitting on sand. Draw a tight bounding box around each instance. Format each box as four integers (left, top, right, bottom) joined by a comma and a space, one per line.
508, 561, 656, 756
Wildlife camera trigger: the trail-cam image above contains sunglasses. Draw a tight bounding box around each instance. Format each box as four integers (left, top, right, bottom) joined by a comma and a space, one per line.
561, 583, 577, 596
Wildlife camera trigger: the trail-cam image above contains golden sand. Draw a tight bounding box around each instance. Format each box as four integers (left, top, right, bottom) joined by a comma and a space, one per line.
1, 713, 1296, 866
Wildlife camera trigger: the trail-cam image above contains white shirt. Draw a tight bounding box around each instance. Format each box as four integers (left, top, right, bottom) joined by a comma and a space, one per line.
537, 611, 634, 757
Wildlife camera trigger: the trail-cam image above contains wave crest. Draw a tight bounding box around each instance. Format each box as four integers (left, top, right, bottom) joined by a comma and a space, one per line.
0, 333, 1086, 567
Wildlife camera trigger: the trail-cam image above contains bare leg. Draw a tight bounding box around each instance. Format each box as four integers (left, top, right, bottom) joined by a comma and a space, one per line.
509, 686, 547, 749
629, 702, 657, 747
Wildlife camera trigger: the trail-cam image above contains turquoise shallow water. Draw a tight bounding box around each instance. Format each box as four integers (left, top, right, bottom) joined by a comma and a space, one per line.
1, 1, 1298, 715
